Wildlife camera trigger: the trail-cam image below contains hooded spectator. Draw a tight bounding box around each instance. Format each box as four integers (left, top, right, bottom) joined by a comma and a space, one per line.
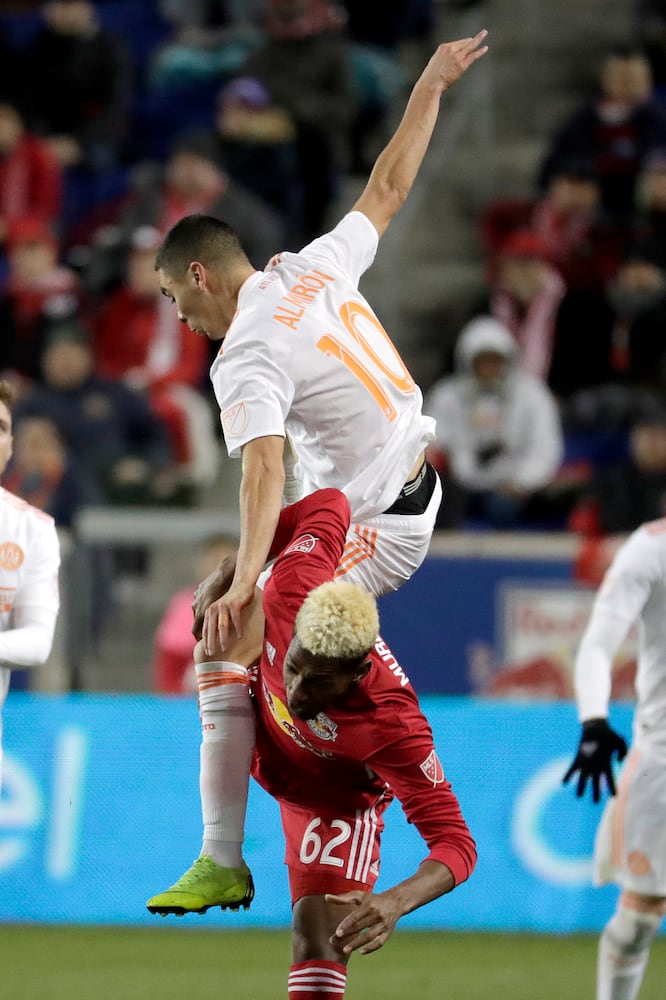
424, 316, 564, 529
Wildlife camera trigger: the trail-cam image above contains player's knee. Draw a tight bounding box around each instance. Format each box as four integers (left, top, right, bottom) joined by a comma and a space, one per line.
193, 639, 208, 664
605, 903, 664, 955
292, 896, 347, 965
291, 925, 343, 965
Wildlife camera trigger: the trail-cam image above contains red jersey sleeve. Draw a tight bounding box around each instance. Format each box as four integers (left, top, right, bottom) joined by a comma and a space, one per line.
365, 703, 477, 886
268, 489, 350, 565
263, 489, 351, 631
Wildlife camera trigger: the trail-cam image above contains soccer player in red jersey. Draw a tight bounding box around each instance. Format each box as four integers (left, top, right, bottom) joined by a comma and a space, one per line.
150, 488, 476, 997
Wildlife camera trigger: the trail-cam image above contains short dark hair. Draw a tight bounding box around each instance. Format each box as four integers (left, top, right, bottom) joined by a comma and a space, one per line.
604, 44, 649, 64
155, 214, 249, 277
0, 379, 16, 411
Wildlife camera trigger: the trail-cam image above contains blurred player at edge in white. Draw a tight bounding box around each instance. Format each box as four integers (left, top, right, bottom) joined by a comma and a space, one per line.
0, 380, 60, 787
563, 518, 666, 1000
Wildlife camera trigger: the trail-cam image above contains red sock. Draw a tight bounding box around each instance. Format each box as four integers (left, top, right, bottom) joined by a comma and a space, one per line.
288, 960, 347, 997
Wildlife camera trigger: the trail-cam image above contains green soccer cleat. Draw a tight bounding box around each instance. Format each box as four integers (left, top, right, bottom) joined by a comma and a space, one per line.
146, 855, 255, 916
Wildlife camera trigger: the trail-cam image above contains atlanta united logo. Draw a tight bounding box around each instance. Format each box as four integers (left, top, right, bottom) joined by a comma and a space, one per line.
285, 533, 317, 555
0, 542, 24, 571
307, 712, 338, 741
419, 749, 445, 786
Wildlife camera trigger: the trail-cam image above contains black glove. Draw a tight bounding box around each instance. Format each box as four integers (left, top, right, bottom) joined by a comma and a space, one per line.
563, 718, 628, 803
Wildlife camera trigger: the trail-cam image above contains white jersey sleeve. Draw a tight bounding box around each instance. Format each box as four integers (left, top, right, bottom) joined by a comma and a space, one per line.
0, 490, 60, 704
214, 327, 295, 457
0, 605, 58, 668
294, 212, 378, 287
574, 525, 660, 720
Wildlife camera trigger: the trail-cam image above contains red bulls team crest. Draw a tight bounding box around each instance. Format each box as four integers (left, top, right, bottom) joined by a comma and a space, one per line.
419, 749, 444, 786
307, 712, 338, 741
285, 533, 317, 555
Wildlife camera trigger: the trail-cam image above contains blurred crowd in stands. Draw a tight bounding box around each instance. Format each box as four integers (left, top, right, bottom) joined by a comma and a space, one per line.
0, 0, 435, 525
2, 0, 666, 556
426, 17, 666, 540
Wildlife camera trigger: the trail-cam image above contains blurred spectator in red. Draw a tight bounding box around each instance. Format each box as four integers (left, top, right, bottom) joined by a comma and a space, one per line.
241, 0, 358, 238
487, 229, 567, 382
486, 228, 616, 399
152, 533, 237, 694
15, 318, 175, 506
424, 316, 564, 530
83, 130, 284, 295
537, 46, 666, 223
602, 242, 666, 388
92, 225, 220, 496
20, 0, 132, 171
481, 156, 626, 293
0, 216, 80, 381
0, 100, 63, 247
2, 413, 97, 529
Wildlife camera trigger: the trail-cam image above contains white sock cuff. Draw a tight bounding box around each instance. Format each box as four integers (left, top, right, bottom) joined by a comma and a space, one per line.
196, 661, 251, 714
195, 660, 248, 679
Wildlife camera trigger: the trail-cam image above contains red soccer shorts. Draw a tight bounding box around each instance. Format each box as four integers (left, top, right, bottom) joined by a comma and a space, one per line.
279, 796, 389, 904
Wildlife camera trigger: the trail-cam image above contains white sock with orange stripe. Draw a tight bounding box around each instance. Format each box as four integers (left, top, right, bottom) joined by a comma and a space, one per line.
196, 660, 255, 869
288, 961, 347, 998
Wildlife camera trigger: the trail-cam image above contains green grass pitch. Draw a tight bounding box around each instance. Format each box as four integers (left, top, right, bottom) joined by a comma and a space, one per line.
1, 926, 665, 999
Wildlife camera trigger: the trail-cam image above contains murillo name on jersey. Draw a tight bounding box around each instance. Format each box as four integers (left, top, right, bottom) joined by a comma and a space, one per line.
374, 636, 410, 687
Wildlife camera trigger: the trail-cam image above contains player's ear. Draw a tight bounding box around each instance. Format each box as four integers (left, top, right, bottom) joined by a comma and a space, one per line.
189, 261, 206, 288
353, 658, 372, 684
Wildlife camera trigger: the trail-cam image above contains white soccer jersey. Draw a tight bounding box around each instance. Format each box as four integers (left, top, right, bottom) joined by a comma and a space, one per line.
210, 211, 435, 521
0, 487, 60, 709
574, 518, 666, 759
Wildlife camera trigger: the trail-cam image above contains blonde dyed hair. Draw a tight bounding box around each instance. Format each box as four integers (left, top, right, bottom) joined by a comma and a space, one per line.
295, 581, 379, 661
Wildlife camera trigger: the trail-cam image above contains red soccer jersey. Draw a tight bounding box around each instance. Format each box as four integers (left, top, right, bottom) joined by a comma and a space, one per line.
250, 489, 476, 887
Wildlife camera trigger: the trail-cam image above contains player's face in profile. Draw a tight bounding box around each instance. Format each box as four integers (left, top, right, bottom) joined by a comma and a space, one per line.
283, 637, 365, 720
157, 267, 225, 341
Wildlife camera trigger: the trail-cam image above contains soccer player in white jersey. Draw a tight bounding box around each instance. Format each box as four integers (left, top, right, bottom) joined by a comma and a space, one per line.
147, 32, 488, 916
563, 518, 666, 1000
0, 381, 60, 788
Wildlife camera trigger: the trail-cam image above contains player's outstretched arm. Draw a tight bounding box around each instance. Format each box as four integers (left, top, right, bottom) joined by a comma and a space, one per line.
326, 860, 454, 956
353, 30, 488, 238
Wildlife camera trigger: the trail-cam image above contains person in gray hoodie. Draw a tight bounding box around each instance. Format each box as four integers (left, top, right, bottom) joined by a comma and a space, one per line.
424, 315, 564, 529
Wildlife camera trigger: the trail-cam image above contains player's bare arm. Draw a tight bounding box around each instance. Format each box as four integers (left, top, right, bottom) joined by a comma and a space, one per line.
203, 434, 285, 654
326, 860, 455, 955
353, 30, 488, 238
